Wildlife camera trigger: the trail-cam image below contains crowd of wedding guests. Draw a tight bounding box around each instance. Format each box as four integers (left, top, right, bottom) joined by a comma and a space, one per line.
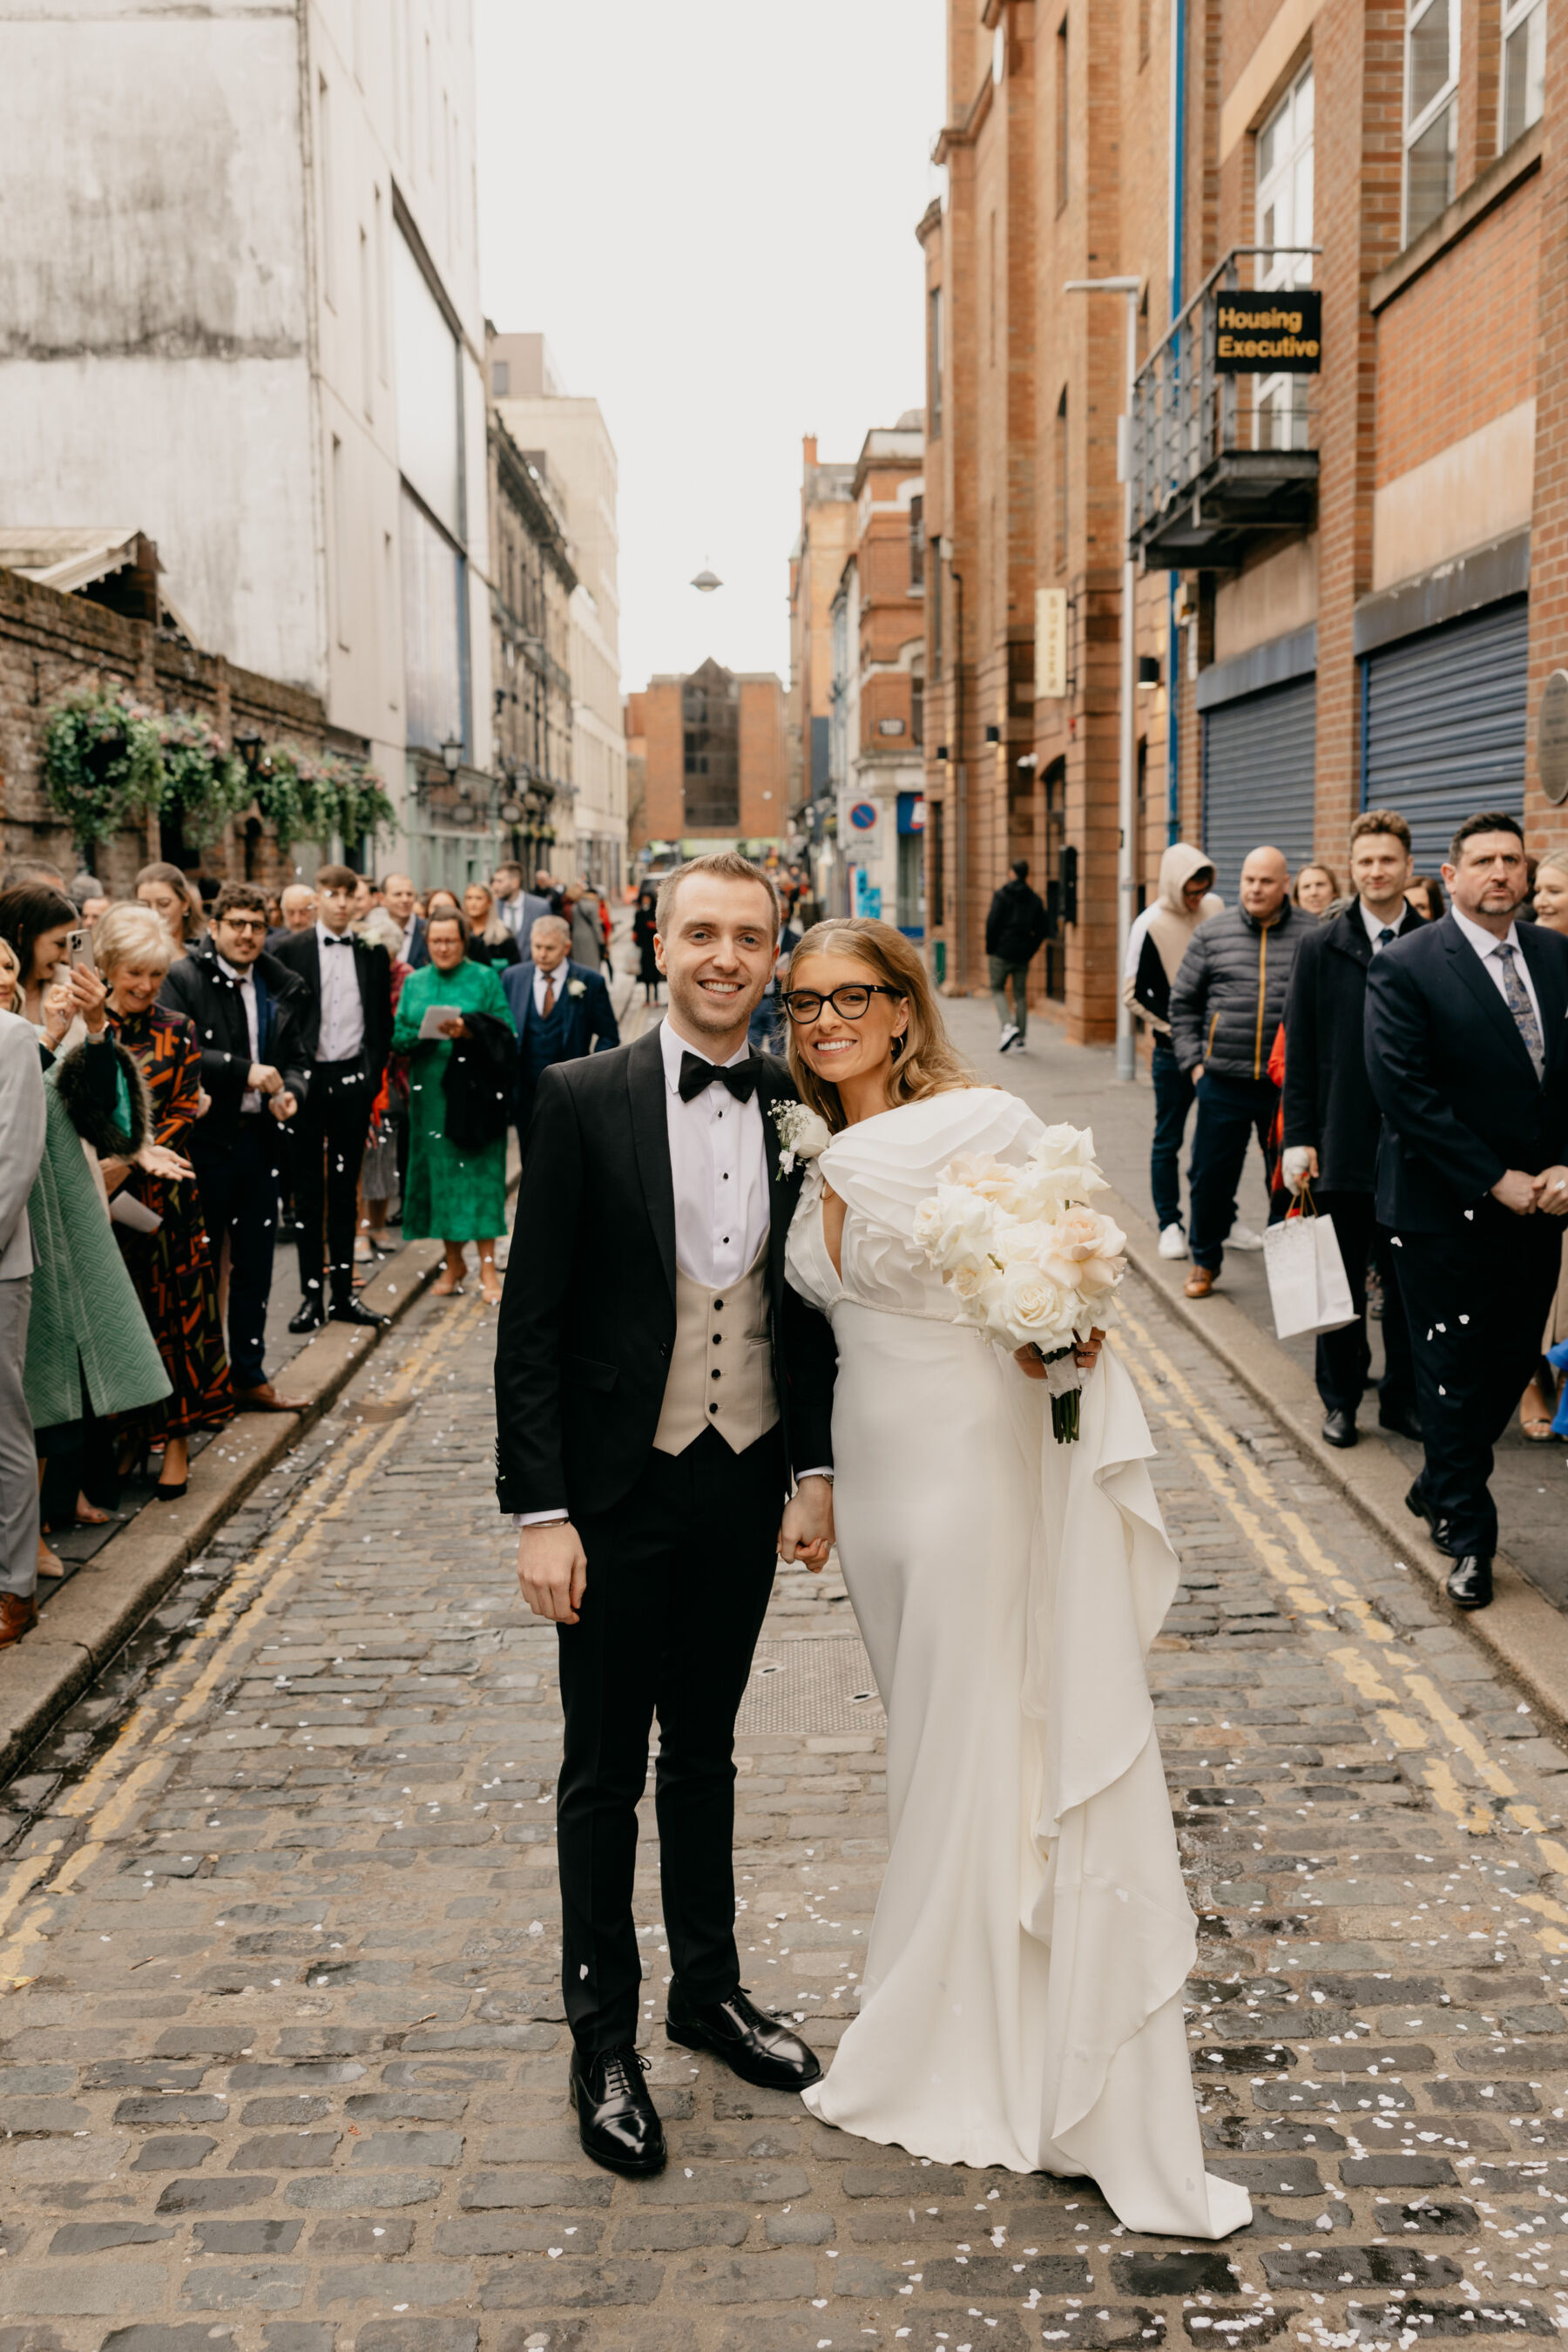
0, 852, 639, 1651
1125, 804, 1568, 1614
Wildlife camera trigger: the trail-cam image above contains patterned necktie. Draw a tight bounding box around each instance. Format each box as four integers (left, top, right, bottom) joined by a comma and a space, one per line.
541, 977, 556, 1017
1375, 927, 1395, 950
1495, 943, 1545, 1078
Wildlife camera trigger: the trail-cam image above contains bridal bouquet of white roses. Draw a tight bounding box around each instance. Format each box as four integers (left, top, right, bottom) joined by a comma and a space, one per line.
912, 1124, 1127, 1442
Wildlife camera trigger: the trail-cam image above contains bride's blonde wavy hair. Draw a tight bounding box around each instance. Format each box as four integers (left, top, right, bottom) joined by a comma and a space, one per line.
783, 917, 974, 1133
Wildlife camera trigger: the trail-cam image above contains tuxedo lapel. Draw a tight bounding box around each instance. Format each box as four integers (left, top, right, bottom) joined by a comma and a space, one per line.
627, 1025, 677, 1304
754, 1058, 803, 1311
1439, 916, 1538, 1081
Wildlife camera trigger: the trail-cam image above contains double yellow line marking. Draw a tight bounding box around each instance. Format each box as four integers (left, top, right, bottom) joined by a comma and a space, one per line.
0, 1299, 475, 1986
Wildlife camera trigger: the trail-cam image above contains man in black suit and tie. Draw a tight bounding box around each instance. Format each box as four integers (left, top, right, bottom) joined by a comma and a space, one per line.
159, 881, 312, 1410
1282, 809, 1426, 1450
272, 863, 393, 1332
1366, 812, 1568, 1610
495, 852, 837, 2180
500, 914, 619, 1146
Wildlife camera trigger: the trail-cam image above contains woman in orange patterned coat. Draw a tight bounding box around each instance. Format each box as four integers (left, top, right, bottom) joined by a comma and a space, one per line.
96, 902, 233, 1499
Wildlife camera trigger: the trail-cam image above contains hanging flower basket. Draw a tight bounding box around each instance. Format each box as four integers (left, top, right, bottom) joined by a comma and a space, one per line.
155, 708, 249, 847
41, 687, 164, 848
251, 742, 393, 855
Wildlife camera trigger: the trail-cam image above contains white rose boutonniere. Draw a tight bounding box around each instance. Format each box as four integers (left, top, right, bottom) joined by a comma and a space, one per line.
771, 1100, 833, 1179
567, 978, 586, 998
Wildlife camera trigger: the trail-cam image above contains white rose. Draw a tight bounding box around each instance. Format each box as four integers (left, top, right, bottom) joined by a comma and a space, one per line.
567, 977, 586, 998
791, 1110, 833, 1161
948, 1250, 1000, 1306
1029, 1122, 1098, 1173
999, 1259, 1069, 1338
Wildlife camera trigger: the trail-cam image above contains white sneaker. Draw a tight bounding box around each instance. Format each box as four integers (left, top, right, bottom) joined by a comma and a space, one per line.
1158, 1222, 1189, 1260
998, 1024, 1020, 1053
1230, 1221, 1265, 1252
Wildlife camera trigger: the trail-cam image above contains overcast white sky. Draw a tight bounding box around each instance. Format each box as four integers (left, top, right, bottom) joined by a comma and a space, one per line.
474, 0, 947, 694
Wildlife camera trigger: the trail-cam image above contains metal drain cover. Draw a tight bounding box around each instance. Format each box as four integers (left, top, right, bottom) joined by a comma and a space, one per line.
737, 1632, 886, 1736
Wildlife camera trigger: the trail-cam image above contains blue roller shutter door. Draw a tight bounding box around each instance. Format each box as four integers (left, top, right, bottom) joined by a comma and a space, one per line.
1202, 676, 1318, 905
1361, 598, 1529, 872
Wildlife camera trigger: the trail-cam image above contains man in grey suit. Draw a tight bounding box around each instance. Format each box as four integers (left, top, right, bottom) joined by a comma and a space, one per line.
0, 1004, 48, 1646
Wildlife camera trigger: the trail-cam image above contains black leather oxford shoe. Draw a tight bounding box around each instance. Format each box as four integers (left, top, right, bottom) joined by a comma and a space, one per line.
1404, 1482, 1454, 1553
1321, 1409, 1357, 1449
665, 1984, 823, 2091
1378, 1402, 1423, 1443
329, 1297, 389, 1329
288, 1298, 326, 1335
569, 2044, 666, 2177
1445, 1553, 1493, 1611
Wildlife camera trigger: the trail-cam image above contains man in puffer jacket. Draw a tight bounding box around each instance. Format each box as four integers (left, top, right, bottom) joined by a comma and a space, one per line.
1122, 843, 1224, 1260
1168, 845, 1302, 1297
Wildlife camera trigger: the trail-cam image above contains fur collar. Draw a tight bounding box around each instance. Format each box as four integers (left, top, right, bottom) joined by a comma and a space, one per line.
52, 1036, 152, 1158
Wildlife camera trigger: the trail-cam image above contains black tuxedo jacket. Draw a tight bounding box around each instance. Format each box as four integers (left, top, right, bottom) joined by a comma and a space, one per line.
159, 938, 312, 1150
494, 1024, 838, 1518
1281, 900, 1424, 1193
271, 926, 393, 1095
1365, 910, 1568, 1233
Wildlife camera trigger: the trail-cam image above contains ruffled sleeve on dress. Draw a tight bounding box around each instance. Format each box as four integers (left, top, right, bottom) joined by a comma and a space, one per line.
818, 1088, 1043, 1234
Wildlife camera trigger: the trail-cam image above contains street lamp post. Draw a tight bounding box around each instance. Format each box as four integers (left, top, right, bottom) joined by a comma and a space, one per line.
1064, 274, 1142, 1082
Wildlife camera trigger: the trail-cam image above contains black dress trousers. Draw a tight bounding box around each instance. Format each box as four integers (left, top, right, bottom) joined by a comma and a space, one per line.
1313, 1189, 1416, 1423
294, 1058, 373, 1308
1393, 1200, 1564, 1558
557, 1423, 786, 2056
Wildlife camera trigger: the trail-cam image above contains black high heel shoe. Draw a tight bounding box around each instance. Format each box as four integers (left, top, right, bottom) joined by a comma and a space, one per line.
152, 1479, 188, 1503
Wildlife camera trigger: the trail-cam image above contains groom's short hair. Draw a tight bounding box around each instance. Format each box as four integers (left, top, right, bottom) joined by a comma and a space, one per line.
656, 850, 781, 942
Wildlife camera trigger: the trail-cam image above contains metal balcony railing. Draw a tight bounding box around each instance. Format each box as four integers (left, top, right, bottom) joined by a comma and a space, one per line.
1129, 246, 1321, 569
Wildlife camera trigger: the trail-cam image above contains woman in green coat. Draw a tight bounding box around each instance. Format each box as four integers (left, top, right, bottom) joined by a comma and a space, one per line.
391, 908, 517, 1303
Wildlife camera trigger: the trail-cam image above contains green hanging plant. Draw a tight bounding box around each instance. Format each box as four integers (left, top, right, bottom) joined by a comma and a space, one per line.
250, 742, 309, 853
41, 687, 165, 846
155, 708, 249, 847
250, 742, 393, 856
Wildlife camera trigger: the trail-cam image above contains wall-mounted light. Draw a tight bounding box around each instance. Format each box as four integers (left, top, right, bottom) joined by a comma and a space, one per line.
1137, 654, 1162, 691
440, 733, 464, 774
936, 745, 950, 762
984, 723, 1001, 744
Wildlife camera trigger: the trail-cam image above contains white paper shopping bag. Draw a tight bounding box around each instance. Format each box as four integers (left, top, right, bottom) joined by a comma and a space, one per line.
1263, 1202, 1357, 1340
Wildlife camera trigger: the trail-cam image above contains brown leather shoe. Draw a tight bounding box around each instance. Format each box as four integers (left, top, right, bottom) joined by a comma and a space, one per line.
0, 1592, 39, 1647
1184, 1267, 1216, 1299
233, 1382, 307, 1414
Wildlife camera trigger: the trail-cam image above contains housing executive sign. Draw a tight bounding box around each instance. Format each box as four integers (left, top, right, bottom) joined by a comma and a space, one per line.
1213, 288, 1322, 374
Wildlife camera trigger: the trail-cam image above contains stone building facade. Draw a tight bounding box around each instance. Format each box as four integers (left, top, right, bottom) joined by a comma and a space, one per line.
487, 415, 576, 884
924, 0, 1560, 1041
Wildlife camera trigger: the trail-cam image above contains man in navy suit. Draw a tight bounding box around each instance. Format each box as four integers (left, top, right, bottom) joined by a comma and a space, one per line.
502, 914, 620, 1144
1366, 812, 1568, 1611
382, 873, 428, 970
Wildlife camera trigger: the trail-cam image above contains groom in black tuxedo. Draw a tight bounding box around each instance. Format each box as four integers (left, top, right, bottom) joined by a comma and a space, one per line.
495, 851, 838, 2179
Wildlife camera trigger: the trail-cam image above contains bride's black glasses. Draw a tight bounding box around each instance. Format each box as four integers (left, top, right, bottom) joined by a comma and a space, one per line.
781, 983, 906, 1024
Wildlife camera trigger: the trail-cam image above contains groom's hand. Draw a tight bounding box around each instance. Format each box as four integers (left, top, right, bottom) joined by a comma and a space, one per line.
779, 1476, 834, 1573
517, 1522, 588, 1625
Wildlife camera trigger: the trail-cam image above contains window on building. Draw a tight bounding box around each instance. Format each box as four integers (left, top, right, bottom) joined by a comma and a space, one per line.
911, 666, 924, 747
332, 435, 349, 650
1501, 0, 1546, 149
1054, 389, 1069, 573
1056, 16, 1070, 212
359, 228, 374, 419
909, 494, 924, 591
681, 664, 740, 828
1404, 0, 1458, 242
318, 76, 336, 309
1254, 62, 1314, 451
928, 287, 943, 436
931, 556, 943, 675
401, 490, 465, 753
492, 359, 510, 395
1139, 0, 1151, 66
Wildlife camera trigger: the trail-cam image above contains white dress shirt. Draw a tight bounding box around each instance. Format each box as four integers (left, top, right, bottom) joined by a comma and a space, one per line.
1448, 903, 1544, 1037
1359, 901, 1403, 952
218, 953, 262, 1112
315, 920, 365, 1064
660, 1014, 770, 1289
533, 962, 570, 1018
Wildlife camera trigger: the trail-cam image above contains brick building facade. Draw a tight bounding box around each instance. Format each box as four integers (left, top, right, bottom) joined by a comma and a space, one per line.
1, 560, 363, 891
925, 0, 1559, 1042
625, 660, 787, 862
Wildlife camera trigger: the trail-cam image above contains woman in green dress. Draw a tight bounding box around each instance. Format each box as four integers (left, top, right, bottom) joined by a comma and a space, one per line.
391, 909, 517, 1303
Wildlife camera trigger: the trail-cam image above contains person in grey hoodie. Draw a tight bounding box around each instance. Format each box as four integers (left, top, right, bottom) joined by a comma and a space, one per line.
1168, 845, 1302, 1296
1123, 844, 1224, 1258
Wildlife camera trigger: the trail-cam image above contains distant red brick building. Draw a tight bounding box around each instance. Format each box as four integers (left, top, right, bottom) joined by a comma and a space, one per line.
626, 659, 787, 861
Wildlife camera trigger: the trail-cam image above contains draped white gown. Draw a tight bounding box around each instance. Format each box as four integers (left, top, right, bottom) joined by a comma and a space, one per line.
785, 1088, 1250, 2240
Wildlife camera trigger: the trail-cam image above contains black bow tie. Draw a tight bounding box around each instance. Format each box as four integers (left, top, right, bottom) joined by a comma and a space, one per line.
322, 934, 353, 945
678, 1051, 759, 1105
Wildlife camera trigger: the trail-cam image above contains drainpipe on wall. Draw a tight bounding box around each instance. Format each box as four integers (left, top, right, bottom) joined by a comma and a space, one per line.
1166, 0, 1186, 846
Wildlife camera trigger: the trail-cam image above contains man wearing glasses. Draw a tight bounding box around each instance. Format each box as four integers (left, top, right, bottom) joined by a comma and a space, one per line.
159, 879, 310, 1413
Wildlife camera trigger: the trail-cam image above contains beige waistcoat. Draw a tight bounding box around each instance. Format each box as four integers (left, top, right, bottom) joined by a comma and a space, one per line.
652, 1235, 778, 1456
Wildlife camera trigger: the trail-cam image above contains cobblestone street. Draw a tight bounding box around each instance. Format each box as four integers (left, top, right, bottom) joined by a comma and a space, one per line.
8, 1274, 1568, 2351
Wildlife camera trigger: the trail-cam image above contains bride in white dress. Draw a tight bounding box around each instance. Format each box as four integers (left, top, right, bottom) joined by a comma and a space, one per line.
778, 917, 1249, 2241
